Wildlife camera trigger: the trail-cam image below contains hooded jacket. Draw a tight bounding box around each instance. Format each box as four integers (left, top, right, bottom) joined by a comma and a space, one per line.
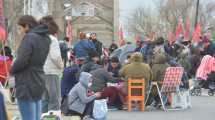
120, 52, 153, 81
11, 25, 51, 101
120, 53, 153, 94
90, 67, 116, 92
68, 72, 96, 114
44, 35, 64, 75
151, 53, 170, 82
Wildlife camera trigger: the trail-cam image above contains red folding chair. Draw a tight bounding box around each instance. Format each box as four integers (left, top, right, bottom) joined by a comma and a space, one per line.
145, 67, 184, 111
0, 55, 13, 87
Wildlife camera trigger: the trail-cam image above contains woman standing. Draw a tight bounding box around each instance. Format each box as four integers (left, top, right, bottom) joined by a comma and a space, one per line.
10, 15, 51, 120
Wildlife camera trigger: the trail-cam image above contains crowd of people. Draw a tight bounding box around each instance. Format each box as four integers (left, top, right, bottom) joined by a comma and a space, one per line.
0, 14, 215, 120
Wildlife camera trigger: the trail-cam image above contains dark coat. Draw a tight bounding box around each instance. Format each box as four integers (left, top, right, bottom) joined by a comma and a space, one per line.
10, 25, 51, 101
151, 54, 170, 82
201, 43, 215, 56
109, 43, 118, 53
61, 64, 80, 97
92, 39, 103, 57
107, 63, 121, 78
90, 67, 116, 92
81, 60, 100, 73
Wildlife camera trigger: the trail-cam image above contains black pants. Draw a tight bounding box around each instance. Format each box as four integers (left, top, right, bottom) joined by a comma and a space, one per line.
63, 58, 68, 68
68, 101, 94, 119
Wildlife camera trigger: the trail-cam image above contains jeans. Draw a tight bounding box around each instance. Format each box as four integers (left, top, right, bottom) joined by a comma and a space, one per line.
18, 100, 41, 120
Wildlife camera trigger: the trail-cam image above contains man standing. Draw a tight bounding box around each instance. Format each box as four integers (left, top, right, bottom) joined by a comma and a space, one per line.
39, 16, 64, 113
73, 32, 96, 59
59, 37, 70, 68
11, 15, 51, 120
90, 33, 103, 58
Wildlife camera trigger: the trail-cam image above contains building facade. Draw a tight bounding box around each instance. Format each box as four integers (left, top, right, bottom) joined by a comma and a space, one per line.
69, 0, 119, 46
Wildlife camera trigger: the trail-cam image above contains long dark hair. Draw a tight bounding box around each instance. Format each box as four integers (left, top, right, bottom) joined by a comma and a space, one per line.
18, 15, 38, 30
39, 15, 59, 35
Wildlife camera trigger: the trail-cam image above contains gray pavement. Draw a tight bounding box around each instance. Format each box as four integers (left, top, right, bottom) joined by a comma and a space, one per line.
8, 96, 215, 120
107, 96, 215, 120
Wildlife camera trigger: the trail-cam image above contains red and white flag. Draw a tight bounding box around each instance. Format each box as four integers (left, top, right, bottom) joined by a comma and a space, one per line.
192, 23, 202, 43
168, 32, 175, 44
135, 34, 141, 43
175, 17, 183, 39
119, 25, 125, 47
66, 20, 73, 44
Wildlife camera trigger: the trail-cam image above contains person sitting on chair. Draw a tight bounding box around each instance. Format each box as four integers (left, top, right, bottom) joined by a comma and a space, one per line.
119, 52, 153, 100
148, 53, 170, 107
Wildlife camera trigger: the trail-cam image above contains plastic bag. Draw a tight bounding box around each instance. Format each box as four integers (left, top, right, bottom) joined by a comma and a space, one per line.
171, 90, 192, 109
93, 99, 108, 120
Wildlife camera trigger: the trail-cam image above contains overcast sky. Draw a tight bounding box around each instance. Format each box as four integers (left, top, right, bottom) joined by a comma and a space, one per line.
119, 0, 215, 23
119, 0, 157, 23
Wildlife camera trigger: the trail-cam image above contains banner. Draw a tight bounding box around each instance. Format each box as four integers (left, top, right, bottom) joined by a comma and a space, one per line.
168, 32, 175, 44
119, 25, 125, 46
175, 18, 183, 39
66, 20, 73, 44
72, 2, 95, 17
192, 23, 202, 43
135, 34, 141, 43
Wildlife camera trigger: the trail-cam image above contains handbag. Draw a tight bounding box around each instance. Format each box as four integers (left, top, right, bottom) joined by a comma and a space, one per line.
93, 99, 108, 120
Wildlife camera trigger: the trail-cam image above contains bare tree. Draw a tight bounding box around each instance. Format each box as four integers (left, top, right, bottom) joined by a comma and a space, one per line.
127, 0, 215, 40
4, 0, 65, 50
4, 0, 24, 50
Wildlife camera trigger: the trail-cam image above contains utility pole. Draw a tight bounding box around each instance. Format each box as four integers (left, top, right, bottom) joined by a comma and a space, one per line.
195, 0, 200, 27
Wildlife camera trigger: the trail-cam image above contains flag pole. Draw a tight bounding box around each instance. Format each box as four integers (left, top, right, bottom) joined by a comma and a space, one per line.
195, 0, 200, 27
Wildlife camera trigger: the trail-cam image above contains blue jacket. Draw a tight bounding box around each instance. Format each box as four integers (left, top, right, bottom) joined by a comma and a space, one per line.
73, 40, 96, 58
61, 64, 80, 97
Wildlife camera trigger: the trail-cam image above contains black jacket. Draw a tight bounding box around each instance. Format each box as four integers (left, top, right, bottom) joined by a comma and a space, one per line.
92, 40, 103, 57
11, 25, 51, 101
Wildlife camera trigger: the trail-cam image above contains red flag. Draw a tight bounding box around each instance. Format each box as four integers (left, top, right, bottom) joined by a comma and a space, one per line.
175, 18, 183, 39
184, 19, 190, 41
168, 32, 175, 45
66, 20, 73, 44
0, 26, 6, 41
119, 25, 125, 46
135, 34, 141, 43
0, 0, 6, 42
192, 23, 202, 43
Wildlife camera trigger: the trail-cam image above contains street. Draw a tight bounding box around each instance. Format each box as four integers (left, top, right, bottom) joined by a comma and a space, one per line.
9, 96, 215, 120
107, 96, 215, 120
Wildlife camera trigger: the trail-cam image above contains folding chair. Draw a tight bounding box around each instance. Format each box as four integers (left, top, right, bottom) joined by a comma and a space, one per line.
145, 67, 184, 111
127, 79, 145, 111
